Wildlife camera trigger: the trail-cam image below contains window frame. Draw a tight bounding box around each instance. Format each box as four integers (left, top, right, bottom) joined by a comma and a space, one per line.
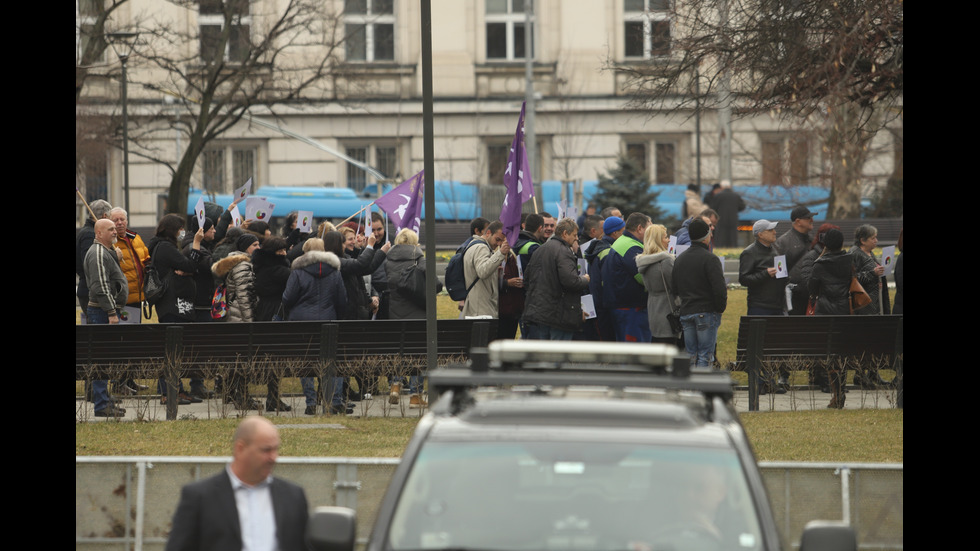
344, 0, 396, 63
760, 133, 811, 186
200, 143, 260, 194
77, 0, 107, 63
198, 0, 252, 64
485, 0, 534, 62
623, 0, 672, 60
623, 136, 683, 185
344, 143, 401, 194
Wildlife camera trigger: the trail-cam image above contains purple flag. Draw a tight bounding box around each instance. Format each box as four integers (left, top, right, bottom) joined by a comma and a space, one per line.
500, 101, 534, 246
375, 170, 424, 234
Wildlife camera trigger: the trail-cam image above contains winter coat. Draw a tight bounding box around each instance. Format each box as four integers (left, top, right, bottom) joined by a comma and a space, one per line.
76, 219, 97, 302
892, 253, 903, 315
117, 231, 150, 305
252, 248, 292, 321
181, 238, 216, 310
385, 244, 442, 320
738, 240, 787, 311
710, 188, 746, 248
212, 252, 256, 322
460, 236, 505, 318
584, 236, 614, 310
849, 246, 883, 315
672, 241, 727, 316
807, 249, 852, 315
147, 236, 202, 321
637, 252, 681, 338
281, 251, 346, 321
683, 189, 706, 219
523, 237, 590, 332
497, 251, 523, 320
84, 241, 129, 315
602, 233, 647, 309
339, 246, 384, 320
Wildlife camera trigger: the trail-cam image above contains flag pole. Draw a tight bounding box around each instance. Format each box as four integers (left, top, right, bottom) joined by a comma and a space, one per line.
76, 187, 97, 221
338, 201, 377, 226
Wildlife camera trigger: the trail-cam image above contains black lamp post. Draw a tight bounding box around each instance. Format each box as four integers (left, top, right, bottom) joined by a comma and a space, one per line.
107, 32, 139, 213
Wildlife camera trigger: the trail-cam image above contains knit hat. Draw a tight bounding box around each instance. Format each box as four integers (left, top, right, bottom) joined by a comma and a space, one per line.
689, 219, 710, 242
236, 234, 259, 252
603, 216, 625, 235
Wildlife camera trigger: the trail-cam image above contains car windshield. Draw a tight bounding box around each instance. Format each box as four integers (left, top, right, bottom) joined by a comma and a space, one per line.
387, 441, 764, 551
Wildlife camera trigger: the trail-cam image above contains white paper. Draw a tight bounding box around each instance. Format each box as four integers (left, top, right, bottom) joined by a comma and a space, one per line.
880, 246, 897, 276
118, 305, 142, 324
784, 284, 795, 312
565, 205, 580, 222
577, 258, 589, 277
556, 200, 566, 220
668, 235, 678, 255
675, 243, 690, 256
233, 177, 252, 202
581, 294, 597, 319
194, 196, 206, 231
245, 197, 275, 222
774, 254, 788, 279
229, 204, 243, 227
297, 210, 314, 234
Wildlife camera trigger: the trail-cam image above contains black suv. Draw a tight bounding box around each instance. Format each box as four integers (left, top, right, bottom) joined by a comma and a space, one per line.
309, 341, 855, 551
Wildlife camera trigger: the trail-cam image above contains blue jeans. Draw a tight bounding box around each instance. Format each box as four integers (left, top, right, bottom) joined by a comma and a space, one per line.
86, 307, 113, 412
525, 322, 574, 341
680, 312, 721, 367
301, 377, 345, 407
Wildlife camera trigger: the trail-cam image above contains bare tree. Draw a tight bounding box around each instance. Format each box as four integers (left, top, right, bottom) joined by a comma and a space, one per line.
617, 0, 903, 218
125, 0, 351, 216
76, 0, 130, 103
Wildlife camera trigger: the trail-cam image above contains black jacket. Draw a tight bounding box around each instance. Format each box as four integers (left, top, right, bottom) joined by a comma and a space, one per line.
808, 249, 852, 315
147, 236, 203, 321
252, 248, 292, 321
672, 242, 727, 316
523, 237, 590, 332
739, 240, 787, 311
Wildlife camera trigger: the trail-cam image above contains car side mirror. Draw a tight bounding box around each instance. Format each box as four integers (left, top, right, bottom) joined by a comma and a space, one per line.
799, 520, 857, 551
307, 506, 357, 551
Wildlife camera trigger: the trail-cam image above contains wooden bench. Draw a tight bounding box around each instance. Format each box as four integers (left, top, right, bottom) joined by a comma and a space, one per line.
76, 319, 497, 419
732, 315, 903, 411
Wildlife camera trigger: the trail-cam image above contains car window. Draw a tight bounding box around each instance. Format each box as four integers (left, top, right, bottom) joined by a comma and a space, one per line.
388, 441, 764, 551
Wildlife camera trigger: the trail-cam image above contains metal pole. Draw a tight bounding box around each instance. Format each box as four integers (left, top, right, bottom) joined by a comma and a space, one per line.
421, 0, 437, 389
121, 55, 131, 213
524, 0, 536, 186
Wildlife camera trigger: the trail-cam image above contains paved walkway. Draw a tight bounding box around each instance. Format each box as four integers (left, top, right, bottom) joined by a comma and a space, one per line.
75, 386, 899, 422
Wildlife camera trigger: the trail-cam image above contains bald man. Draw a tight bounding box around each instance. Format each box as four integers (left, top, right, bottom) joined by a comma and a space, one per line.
83, 218, 129, 417
166, 417, 309, 551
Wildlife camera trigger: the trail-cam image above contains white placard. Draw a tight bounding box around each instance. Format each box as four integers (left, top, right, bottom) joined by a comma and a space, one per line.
774, 254, 788, 278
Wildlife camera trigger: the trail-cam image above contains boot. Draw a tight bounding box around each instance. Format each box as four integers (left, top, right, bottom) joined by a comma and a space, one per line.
409, 394, 428, 409
389, 383, 402, 405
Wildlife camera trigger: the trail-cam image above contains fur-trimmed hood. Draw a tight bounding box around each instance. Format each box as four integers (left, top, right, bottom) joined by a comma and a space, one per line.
291, 250, 341, 274
635, 251, 673, 270
212, 251, 251, 279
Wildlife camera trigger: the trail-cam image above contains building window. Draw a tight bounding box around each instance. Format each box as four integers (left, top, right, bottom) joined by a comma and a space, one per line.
346, 144, 400, 193
345, 0, 395, 62
761, 134, 809, 186
199, 0, 251, 63
77, 0, 107, 63
624, 0, 671, 59
486, 0, 534, 61
487, 138, 543, 185
201, 145, 258, 194
625, 139, 679, 184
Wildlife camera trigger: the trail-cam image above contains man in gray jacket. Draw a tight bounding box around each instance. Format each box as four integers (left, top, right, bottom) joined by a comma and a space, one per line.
84, 219, 130, 417
523, 218, 591, 340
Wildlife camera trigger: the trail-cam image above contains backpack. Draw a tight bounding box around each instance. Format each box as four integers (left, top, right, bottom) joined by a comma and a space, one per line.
444, 240, 489, 301
141, 257, 168, 319
211, 283, 228, 320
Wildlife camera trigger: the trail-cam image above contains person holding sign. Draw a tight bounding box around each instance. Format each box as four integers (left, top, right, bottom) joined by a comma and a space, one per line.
523, 218, 590, 340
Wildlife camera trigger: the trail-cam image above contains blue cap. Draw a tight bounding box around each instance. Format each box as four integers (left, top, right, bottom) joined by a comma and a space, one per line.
603, 216, 625, 235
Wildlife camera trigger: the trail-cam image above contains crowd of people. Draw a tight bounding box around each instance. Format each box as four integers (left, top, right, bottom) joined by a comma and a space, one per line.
78, 188, 902, 417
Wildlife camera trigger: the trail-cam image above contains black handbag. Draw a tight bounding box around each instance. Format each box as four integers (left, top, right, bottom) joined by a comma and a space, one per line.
141, 260, 168, 319
660, 270, 684, 334
397, 257, 427, 309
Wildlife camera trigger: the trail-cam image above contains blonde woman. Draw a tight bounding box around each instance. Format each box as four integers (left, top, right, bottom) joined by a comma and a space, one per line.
635, 224, 682, 345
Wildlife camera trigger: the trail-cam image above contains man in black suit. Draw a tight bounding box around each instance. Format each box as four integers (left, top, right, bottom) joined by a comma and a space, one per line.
166, 416, 310, 551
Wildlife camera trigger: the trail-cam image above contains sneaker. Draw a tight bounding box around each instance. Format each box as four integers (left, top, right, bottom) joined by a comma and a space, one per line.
409, 394, 428, 409
267, 398, 293, 412
389, 383, 402, 404
94, 407, 126, 418
304, 405, 318, 416
179, 392, 203, 404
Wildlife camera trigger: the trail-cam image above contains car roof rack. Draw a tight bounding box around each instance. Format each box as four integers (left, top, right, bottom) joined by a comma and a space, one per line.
430, 340, 733, 402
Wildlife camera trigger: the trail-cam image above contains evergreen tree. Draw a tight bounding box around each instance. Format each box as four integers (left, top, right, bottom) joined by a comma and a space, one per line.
592, 156, 671, 225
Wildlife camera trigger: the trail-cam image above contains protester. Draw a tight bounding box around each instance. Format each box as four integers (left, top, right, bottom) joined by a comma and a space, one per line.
849, 224, 886, 316
460, 221, 510, 318
148, 214, 206, 406
77, 199, 113, 318
602, 212, 652, 342
252, 237, 293, 412
369, 212, 390, 318
636, 224, 681, 346
83, 219, 129, 417
676, 208, 719, 248
179, 215, 218, 400
211, 233, 261, 410
584, 215, 624, 341
893, 229, 903, 315
738, 220, 787, 316
807, 229, 851, 316
672, 219, 727, 367
774, 206, 817, 315
109, 207, 151, 394
165, 417, 309, 551
523, 218, 590, 340
283, 236, 348, 415
710, 181, 745, 247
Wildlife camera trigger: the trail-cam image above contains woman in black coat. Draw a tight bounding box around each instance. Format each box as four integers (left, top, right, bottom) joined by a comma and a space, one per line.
807, 229, 851, 316
252, 237, 293, 412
